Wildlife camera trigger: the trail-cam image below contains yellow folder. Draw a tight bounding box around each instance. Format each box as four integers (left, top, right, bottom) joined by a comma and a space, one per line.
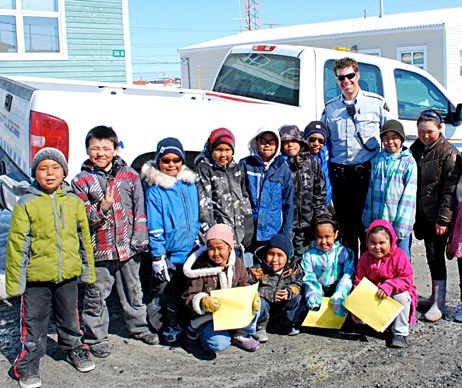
210, 283, 258, 331
302, 297, 347, 329
343, 277, 404, 332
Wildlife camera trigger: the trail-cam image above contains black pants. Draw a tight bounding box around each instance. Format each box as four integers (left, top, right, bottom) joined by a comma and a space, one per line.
328, 161, 371, 262
145, 265, 189, 332
416, 220, 448, 281
14, 278, 85, 379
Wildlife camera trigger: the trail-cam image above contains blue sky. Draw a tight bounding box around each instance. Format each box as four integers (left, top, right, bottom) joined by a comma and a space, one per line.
128, 0, 462, 81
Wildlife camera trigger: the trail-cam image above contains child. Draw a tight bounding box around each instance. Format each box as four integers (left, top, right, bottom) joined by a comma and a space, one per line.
72, 126, 157, 359
354, 219, 417, 348
249, 234, 303, 342
195, 127, 254, 252
447, 174, 462, 322
182, 224, 261, 353
6, 148, 96, 387
410, 110, 462, 322
362, 119, 417, 259
303, 121, 334, 216
301, 218, 355, 317
279, 125, 327, 259
141, 137, 200, 343
239, 125, 294, 252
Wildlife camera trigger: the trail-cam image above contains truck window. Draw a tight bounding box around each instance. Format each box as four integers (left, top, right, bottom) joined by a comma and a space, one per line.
323, 60, 384, 103
394, 68, 453, 121
213, 53, 300, 106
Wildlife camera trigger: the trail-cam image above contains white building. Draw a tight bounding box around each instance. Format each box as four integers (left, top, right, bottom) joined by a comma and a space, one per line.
178, 7, 462, 102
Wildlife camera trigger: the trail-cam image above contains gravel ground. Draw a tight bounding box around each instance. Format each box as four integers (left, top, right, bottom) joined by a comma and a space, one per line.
0, 239, 461, 388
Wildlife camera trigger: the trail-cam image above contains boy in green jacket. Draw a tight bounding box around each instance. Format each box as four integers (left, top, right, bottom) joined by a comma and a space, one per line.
6, 148, 96, 388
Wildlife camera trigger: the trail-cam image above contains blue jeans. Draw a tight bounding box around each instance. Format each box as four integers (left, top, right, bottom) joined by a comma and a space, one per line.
397, 234, 412, 261
199, 311, 259, 352
258, 294, 303, 326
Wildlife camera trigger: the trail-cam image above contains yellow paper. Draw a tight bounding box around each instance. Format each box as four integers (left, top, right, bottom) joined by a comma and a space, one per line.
210, 283, 258, 331
302, 297, 347, 329
343, 277, 404, 332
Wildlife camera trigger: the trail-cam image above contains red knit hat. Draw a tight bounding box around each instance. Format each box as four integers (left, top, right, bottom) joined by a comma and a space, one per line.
206, 224, 234, 249
208, 127, 235, 152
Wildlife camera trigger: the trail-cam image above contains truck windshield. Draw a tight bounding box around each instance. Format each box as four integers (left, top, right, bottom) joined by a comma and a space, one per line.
213, 53, 300, 106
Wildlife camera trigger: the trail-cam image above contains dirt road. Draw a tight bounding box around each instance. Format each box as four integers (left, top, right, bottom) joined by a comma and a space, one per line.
1, 239, 461, 387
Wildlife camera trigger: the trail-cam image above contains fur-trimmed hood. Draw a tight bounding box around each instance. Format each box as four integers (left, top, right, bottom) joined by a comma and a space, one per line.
141, 160, 197, 189
183, 246, 236, 289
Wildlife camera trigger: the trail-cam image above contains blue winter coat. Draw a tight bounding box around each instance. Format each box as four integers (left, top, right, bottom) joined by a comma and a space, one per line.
312, 147, 332, 205
239, 127, 294, 242
141, 161, 200, 265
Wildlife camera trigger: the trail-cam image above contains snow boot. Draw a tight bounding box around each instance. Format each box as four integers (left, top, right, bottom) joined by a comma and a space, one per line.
424, 280, 446, 322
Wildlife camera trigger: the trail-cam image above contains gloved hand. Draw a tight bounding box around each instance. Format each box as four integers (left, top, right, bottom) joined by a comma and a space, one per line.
201, 296, 221, 313
152, 256, 175, 282
252, 293, 261, 311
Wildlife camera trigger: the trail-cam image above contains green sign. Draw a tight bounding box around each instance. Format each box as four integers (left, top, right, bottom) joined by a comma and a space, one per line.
112, 50, 125, 58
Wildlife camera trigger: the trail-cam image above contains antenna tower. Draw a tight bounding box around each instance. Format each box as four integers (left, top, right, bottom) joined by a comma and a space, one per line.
244, 0, 260, 31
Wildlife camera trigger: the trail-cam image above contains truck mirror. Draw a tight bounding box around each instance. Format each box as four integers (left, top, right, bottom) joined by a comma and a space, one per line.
455, 103, 462, 125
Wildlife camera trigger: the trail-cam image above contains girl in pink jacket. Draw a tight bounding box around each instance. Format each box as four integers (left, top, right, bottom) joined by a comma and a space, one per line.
355, 219, 417, 348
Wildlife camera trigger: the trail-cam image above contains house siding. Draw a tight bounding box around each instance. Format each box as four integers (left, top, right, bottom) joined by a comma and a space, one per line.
445, 23, 462, 102
0, 0, 128, 83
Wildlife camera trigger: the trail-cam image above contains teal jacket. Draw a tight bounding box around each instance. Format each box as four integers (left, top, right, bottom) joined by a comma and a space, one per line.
6, 181, 96, 296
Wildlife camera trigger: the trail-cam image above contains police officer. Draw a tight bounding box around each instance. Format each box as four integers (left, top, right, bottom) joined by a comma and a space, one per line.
321, 57, 390, 260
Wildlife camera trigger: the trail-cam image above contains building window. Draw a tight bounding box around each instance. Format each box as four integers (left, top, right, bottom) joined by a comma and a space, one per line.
0, 0, 66, 59
397, 46, 426, 70
358, 48, 381, 57
460, 49, 462, 76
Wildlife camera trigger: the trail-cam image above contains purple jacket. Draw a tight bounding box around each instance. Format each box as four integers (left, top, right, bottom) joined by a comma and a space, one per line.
355, 219, 417, 324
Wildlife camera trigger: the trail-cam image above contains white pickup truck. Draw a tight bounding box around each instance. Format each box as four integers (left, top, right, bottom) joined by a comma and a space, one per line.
0, 43, 461, 211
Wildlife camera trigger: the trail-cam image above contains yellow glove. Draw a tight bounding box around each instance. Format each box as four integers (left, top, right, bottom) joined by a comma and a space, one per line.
252, 293, 261, 311
201, 296, 221, 313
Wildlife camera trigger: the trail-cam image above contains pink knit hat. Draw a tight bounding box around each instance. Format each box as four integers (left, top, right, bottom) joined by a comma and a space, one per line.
206, 224, 234, 249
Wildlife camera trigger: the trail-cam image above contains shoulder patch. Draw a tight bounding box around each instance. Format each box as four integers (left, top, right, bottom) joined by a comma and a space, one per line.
383, 102, 390, 112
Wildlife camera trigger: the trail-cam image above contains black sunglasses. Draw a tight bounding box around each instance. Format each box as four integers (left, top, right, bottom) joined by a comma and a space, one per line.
337, 72, 357, 81
160, 157, 182, 164
258, 138, 278, 146
308, 136, 325, 145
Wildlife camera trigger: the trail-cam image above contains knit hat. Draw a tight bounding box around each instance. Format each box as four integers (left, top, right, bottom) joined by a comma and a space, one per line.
257, 234, 293, 261
155, 137, 186, 165
31, 147, 69, 178
279, 125, 310, 151
380, 119, 405, 142
206, 224, 234, 249
209, 127, 235, 152
304, 121, 327, 140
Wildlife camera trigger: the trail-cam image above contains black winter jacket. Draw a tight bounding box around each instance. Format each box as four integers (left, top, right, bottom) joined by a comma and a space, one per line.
287, 152, 327, 231
410, 135, 462, 233
195, 154, 254, 249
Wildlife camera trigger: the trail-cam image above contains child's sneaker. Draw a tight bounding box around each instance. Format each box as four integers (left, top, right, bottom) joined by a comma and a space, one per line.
19, 375, 41, 388
133, 331, 159, 345
89, 343, 110, 358
67, 348, 96, 372
184, 325, 199, 341
389, 335, 407, 348
454, 303, 462, 322
232, 334, 261, 352
288, 327, 300, 336
253, 328, 269, 343
162, 325, 182, 343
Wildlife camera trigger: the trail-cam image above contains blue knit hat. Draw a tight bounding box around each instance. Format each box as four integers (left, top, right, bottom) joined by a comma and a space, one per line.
255, 234, 293, 261
155, 137, 186, 166
304, 121, 327, 140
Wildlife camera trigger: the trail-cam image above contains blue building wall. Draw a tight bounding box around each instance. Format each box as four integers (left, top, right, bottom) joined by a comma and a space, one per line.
0, 0, 128, 82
